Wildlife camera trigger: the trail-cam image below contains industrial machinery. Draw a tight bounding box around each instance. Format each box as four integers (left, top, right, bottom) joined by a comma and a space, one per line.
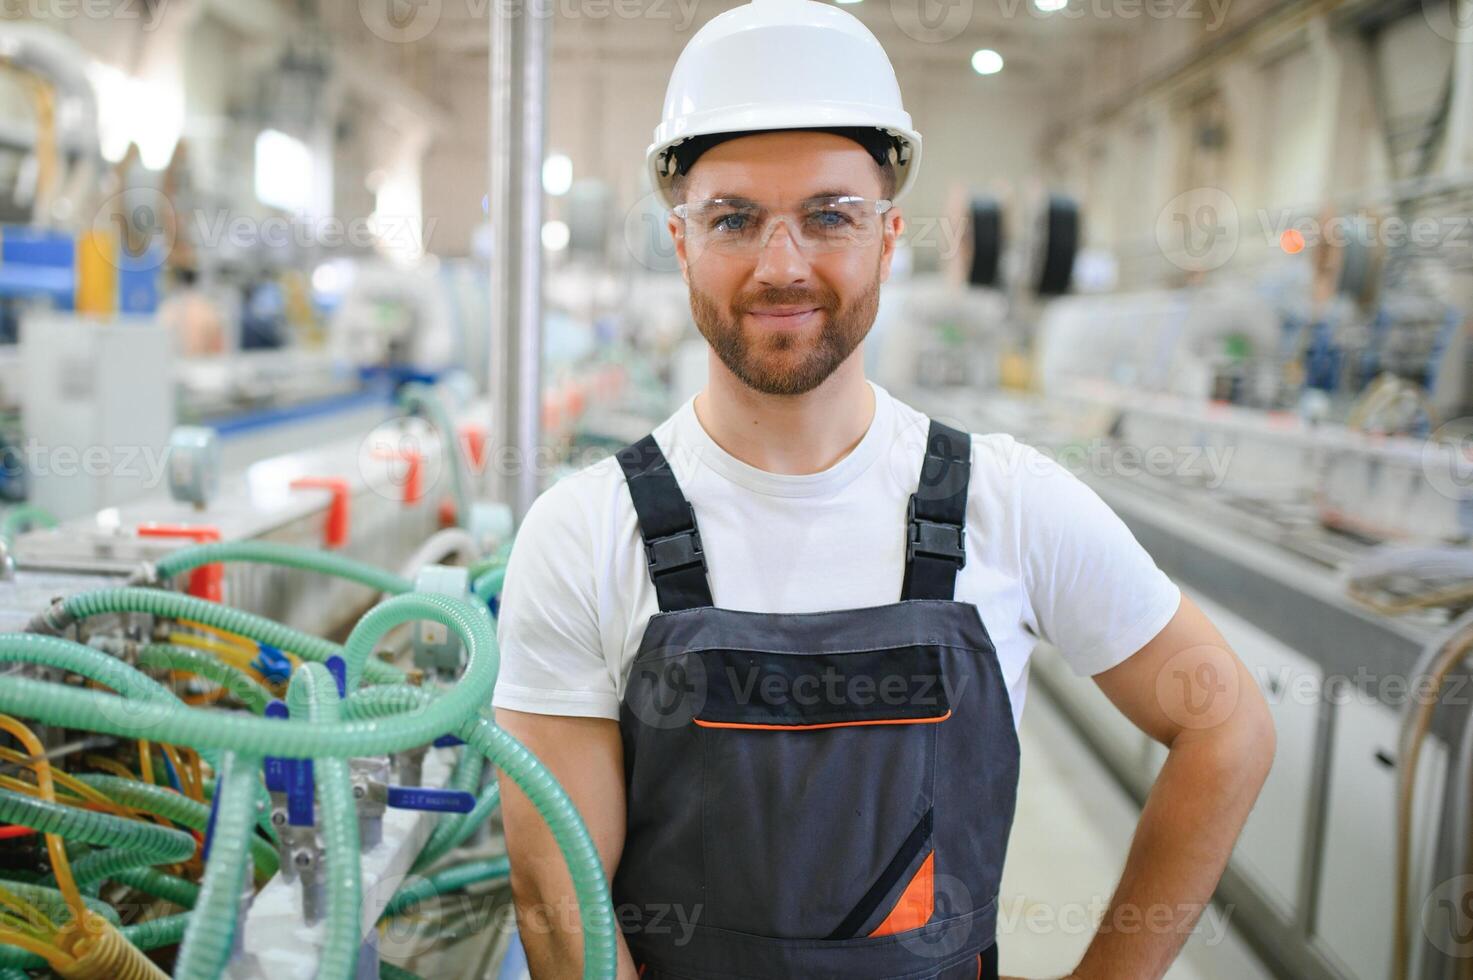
0, 377, 619, 979
909, 266, 1473, 980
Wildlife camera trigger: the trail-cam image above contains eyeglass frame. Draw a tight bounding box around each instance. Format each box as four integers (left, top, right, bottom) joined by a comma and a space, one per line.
670, 194, 895, 254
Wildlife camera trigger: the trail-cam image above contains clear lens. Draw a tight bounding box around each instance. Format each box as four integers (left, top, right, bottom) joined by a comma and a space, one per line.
676, 197, 889, 254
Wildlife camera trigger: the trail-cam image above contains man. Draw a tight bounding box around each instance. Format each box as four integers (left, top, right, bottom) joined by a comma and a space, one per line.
493, 2, 1274, 977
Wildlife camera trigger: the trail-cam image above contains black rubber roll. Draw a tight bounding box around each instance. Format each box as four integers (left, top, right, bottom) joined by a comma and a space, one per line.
967, 197, 1003, 288
1036, 194, 1079, 296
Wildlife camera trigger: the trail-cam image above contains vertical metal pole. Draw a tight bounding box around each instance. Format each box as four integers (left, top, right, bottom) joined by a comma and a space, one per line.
488, 0, 547, 521
519, 0, 549, 520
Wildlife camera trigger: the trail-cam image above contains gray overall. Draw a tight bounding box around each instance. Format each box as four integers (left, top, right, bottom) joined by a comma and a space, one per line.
613, 419, 1019, 980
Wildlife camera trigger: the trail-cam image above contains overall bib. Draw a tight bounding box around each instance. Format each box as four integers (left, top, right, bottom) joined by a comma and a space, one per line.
613, 420, 1020, 980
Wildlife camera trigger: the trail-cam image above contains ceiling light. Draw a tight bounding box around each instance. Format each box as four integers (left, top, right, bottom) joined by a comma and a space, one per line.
971, 49, 1004, 75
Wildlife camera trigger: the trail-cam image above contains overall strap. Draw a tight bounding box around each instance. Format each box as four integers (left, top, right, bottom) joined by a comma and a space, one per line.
901, 419, 972, 601
616, 435, 714, 612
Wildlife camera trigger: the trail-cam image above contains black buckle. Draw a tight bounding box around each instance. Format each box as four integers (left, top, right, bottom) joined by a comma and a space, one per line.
906, 494, 965, 567
643, 503, 706, 577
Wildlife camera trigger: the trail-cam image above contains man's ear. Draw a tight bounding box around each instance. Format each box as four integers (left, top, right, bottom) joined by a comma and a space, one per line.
879, 207, 905, 283
669, 214, 690, 284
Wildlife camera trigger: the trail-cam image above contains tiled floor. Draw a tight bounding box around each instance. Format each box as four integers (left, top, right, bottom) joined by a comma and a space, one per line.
999, 686, 1275, 980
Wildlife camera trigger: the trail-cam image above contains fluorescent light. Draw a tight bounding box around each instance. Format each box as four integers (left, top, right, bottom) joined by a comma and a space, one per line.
542, 154, 573, 196
87, 63, 183, 169
971, 49, 1004, 75
254, 129, 313, 212
542, 220, 570, 251
834, 0, 863, 5
1034, 0, 1068, 11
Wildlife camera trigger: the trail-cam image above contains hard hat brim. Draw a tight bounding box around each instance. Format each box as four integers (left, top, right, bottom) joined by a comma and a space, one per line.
647, 103, 921, 211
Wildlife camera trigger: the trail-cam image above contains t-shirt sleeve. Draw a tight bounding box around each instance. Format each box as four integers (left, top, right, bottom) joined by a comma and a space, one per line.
1012, 441, 1182, 676
491, 480, 621, 720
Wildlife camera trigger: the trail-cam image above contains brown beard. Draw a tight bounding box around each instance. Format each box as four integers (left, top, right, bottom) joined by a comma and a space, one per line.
688, 264, 882, 396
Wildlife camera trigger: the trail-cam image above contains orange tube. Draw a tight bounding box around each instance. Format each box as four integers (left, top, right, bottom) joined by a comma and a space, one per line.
0, 716, 87, 923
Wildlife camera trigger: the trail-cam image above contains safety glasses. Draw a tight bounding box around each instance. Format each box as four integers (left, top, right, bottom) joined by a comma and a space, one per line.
672, 195, 892, 255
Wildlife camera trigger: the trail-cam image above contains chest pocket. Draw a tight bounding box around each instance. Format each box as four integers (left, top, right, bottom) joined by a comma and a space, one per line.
691, 643, 949, 940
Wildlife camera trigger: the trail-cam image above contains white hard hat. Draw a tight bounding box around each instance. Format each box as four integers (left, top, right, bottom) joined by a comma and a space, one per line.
647, 0, 922, 211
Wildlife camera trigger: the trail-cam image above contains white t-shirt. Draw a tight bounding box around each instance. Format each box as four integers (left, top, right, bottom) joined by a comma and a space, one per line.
491, 381, 1182, 730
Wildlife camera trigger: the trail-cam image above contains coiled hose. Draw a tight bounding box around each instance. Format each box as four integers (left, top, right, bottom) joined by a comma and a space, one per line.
472, 566, 506, 604
0, 914, 190, 972
152, 540, 414, 597
415, 748, 486, 871
0, 880, 120, 926
112, 866, 199, 909
382, 856, 511, 918
286, 663, 362, 980
39, 587, 405, 686
173, 752, 260, 980
51, 915, 169, 980
0, 790, 195, 879
0, 597, 492, 757
0, 633, 276, 844
0, 632, 177, 703
0, 504, 57, 543
414, 779, 501, 873
73, 774, 278, 877
137, 644, 275, 714
346, 686, 616, 979
0, 594, 615, 978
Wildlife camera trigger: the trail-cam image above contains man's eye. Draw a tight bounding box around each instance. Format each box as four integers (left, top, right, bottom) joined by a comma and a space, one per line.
809, 210, 854, 228
712, 213, 751, 233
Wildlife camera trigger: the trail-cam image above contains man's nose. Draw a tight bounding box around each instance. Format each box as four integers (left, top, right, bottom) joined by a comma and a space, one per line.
753, 216, 811, 285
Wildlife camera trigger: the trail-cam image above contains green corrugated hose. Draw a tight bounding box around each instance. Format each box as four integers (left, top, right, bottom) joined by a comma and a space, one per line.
382, 856, 511, 918
286, 664, 361, 980
152, 540, 413, 597
137, 643, 274, 714
172, 752, 260, 980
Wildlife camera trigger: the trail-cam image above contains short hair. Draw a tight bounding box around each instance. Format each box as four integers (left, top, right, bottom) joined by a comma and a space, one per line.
667, 128, 900, 205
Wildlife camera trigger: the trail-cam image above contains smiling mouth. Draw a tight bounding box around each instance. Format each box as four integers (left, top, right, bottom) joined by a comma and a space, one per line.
745, 307, 821, 324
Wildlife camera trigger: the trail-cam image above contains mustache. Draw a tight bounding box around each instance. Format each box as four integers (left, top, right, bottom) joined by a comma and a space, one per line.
735, 289, 837, 313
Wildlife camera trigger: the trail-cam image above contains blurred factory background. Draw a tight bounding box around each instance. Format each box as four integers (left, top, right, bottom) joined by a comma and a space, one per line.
0, 0, 1470, 978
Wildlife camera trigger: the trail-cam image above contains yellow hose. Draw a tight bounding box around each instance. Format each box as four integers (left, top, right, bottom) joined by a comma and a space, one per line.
177, 619, 255, 652
0, 748, 144, 821
0, 716, 86, 924
160, 745, 195, 801
0, 926, 73, 971
0, 884, 55, 935
53, 916, 167, 980
137, 741, 155, 787
82, 755, 137, 783
166, 632, 276, 687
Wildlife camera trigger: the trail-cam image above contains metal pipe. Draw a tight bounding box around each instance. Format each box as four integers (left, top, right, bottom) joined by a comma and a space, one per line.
518, 0, 550, 521
488, 0, 548, 522
1445, 0, 1473, 175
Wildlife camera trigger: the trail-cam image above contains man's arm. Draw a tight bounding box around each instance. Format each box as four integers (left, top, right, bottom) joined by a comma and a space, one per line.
1030, 593, 1276, 980
495, 708, 641, 980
